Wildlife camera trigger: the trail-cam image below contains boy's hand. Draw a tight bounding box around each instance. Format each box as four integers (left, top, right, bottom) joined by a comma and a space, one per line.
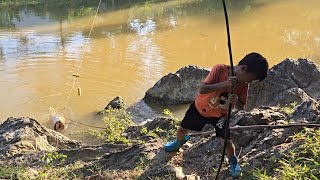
227, 76, 238, 87
228, 94, 238, 105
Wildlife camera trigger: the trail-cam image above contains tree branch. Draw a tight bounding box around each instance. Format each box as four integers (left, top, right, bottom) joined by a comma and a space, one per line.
189, 124, 320, 137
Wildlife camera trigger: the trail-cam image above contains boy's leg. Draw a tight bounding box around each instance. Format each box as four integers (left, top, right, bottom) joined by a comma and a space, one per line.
164, 102, 205, 152
219, 138, 236, 159
214, 118, 241, 178
177, 126, 189, 140
164, 126, 190, 152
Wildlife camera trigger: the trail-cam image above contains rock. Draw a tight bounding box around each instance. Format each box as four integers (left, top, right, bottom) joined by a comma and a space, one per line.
0, 117, 80, 158
270, 88, 312, 107
276, 120, 287, 125
127, 100, 158, 123
104, 96, 126, 110
81, 138, 163, 173
143, 65, 209, 105
288, 99, 320, 122
246, 58, 320, 110
124, 117, 178, 140
238, 127, 306, 175
167, 165, 185, 179
144, 117, 177, 131
230, 107, 286, 126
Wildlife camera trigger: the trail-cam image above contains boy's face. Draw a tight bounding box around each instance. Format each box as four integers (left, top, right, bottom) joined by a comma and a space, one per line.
236, 65, 257, 83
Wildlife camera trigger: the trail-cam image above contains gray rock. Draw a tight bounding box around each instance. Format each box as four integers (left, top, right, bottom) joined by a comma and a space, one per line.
0, 117, 80, 158
288, 99, 320, 122
228, 107, 287, 126
127, 100, 158, 123
247, 58, 320, 110
104, 96, 126, 110
143, 65, 209, 105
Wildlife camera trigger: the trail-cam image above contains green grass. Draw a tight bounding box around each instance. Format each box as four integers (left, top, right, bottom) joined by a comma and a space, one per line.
0, 166, 26, 179
280, 102, 297, 115
274, 129, 320, 179
245, 128, 320, 179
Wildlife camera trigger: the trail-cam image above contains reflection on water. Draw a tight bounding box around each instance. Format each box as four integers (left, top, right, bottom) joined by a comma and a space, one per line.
169, 15, 177, 27
127, 18, 164, 78
0, 31, 86, 63
129, 19, 156, 35
0, 0, 320, 139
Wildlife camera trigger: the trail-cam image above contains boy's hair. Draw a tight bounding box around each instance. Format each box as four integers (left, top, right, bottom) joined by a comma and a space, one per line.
238, 52, 269, 81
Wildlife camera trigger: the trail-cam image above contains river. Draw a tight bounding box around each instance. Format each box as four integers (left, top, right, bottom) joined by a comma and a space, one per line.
0, 0, 319, 138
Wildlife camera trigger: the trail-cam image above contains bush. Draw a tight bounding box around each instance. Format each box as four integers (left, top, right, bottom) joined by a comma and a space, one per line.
91, 108, 134, 144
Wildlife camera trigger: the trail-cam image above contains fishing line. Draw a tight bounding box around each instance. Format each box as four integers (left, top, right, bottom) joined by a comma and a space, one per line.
64, 0, 102, 108
48, 0, 103, 129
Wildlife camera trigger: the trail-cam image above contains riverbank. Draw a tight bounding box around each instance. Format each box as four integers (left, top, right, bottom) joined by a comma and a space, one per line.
1, 58, 320, 179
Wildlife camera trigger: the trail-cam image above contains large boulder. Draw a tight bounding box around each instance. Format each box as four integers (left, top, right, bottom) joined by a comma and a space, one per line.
142, 58, 320, 108
246, 58, 320, 110
0, 117, 80, 158
143, 65, 209, 105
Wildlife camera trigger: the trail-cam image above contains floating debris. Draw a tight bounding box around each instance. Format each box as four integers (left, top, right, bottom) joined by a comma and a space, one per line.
77, 87, 82, 96
49, 107, 67, 132
72, 74, 80, 78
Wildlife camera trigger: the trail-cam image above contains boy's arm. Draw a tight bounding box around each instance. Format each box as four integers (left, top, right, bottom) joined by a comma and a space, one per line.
235, 101, 244, 110
199, 82, 229, 94
199, 76, 237, 94
235, 85, 248, 110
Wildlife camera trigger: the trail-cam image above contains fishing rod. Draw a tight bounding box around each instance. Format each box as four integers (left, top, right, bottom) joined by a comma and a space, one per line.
215, 0, 235, 179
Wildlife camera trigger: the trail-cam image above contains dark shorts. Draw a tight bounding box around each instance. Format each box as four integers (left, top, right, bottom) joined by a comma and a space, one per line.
181, 102, 230, 139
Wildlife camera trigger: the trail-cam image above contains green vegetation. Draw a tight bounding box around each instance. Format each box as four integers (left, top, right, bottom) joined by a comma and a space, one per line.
0, 0, 265, 30
275, 129, 320, 179
41, 152, 67, 166
0, 166, 26, 179
245, 129, 320, 179
0, 0, 98, 29
138, 108, 180, 141
37, 160, 83, 179
161, 108, 180, 139
91, 107, 134, 144
0, 153, 83, 179
281, 101, 297, 115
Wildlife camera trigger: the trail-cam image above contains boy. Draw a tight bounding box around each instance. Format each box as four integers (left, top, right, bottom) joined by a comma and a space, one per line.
164, 52, 269, 178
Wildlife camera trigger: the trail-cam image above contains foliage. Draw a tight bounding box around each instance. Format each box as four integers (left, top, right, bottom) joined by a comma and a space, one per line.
158, 109, 180, 140
41, 152, 67, 166
281, 101, 297, 115
244, 168, 272, 180
274, 129, 320, 179
140, 108, 180, 141
37, 160, 83, 179
0, 0, 97, 29
91, 107, 134, 144
140, 127, 148, 135
135, 108, 179, 143
134, 155, 148, 171
0, 166, 26, 179
244, 129, 320, 179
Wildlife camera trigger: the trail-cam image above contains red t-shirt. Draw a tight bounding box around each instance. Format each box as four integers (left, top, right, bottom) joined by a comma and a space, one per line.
195, 64, 248, 118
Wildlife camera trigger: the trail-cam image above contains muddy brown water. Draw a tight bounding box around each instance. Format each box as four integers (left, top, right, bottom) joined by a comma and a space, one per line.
0, 0, 319, 139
